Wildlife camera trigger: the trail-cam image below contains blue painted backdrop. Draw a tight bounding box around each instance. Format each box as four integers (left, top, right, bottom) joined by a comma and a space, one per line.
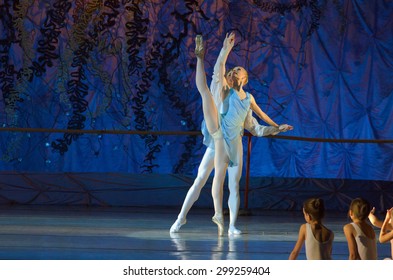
0, 0, 392, 181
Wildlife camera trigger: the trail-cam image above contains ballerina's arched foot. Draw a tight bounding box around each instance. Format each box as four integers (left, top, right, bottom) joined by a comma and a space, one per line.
212, 215, 224, 237
228, 226, 242, 236
195, 34, 205, 59
170, 218, 186, 233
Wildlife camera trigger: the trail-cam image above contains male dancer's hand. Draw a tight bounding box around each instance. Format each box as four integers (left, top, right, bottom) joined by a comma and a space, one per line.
278, 124, 294, 132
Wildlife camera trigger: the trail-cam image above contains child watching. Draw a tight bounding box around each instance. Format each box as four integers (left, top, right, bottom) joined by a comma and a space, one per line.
369, 207, 393, 259
289, 198, 334, 260
343, 197, 377, 259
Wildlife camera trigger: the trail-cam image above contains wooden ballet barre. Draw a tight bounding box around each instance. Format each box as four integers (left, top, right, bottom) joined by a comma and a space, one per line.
1, 126, 392, 211
263, 134, 393, 143
0, 127, 392, 143
0, 127, 201, 136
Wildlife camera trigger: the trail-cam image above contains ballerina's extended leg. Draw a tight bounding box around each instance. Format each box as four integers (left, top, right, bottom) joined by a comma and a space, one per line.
195, 35, 220, 136
195, 35, 226, 236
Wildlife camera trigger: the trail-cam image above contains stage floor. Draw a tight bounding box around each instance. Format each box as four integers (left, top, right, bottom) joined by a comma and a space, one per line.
0, 205, 390, 260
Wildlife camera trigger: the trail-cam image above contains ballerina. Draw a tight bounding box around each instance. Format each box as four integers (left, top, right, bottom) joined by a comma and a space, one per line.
193, 34, 293, 236
170, 32, 292, 236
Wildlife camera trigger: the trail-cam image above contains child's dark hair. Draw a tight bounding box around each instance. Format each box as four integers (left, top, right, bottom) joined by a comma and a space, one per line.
349, 197, 371, 220
303, 198, 325, 221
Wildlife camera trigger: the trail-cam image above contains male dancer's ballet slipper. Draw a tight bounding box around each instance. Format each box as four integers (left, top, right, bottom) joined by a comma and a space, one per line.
195, 34, 205, 59
212, 215, 224, 237
170, 218, 187, 233
228, 226, 242, 236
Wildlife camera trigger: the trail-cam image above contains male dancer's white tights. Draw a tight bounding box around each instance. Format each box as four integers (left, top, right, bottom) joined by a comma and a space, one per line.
176, 147, 215, 222
175, 141, 243, 232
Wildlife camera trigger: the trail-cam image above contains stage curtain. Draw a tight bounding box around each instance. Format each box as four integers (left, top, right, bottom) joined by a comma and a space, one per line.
0, 0, 392, 182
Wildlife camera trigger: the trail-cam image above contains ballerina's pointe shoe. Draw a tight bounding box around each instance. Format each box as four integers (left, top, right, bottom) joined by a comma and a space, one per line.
169, 218, 186, 233
195, 35, 205, 59
228, 227, 242, 236
212, 215, 224, 237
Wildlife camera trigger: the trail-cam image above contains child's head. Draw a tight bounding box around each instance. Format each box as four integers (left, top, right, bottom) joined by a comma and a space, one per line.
348, 197, 371, 221
303, 198, 325, 222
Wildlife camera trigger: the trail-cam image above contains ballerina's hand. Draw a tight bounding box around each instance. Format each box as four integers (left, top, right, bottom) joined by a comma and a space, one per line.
224, 32, 235, 50
195, 35, 204, 58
